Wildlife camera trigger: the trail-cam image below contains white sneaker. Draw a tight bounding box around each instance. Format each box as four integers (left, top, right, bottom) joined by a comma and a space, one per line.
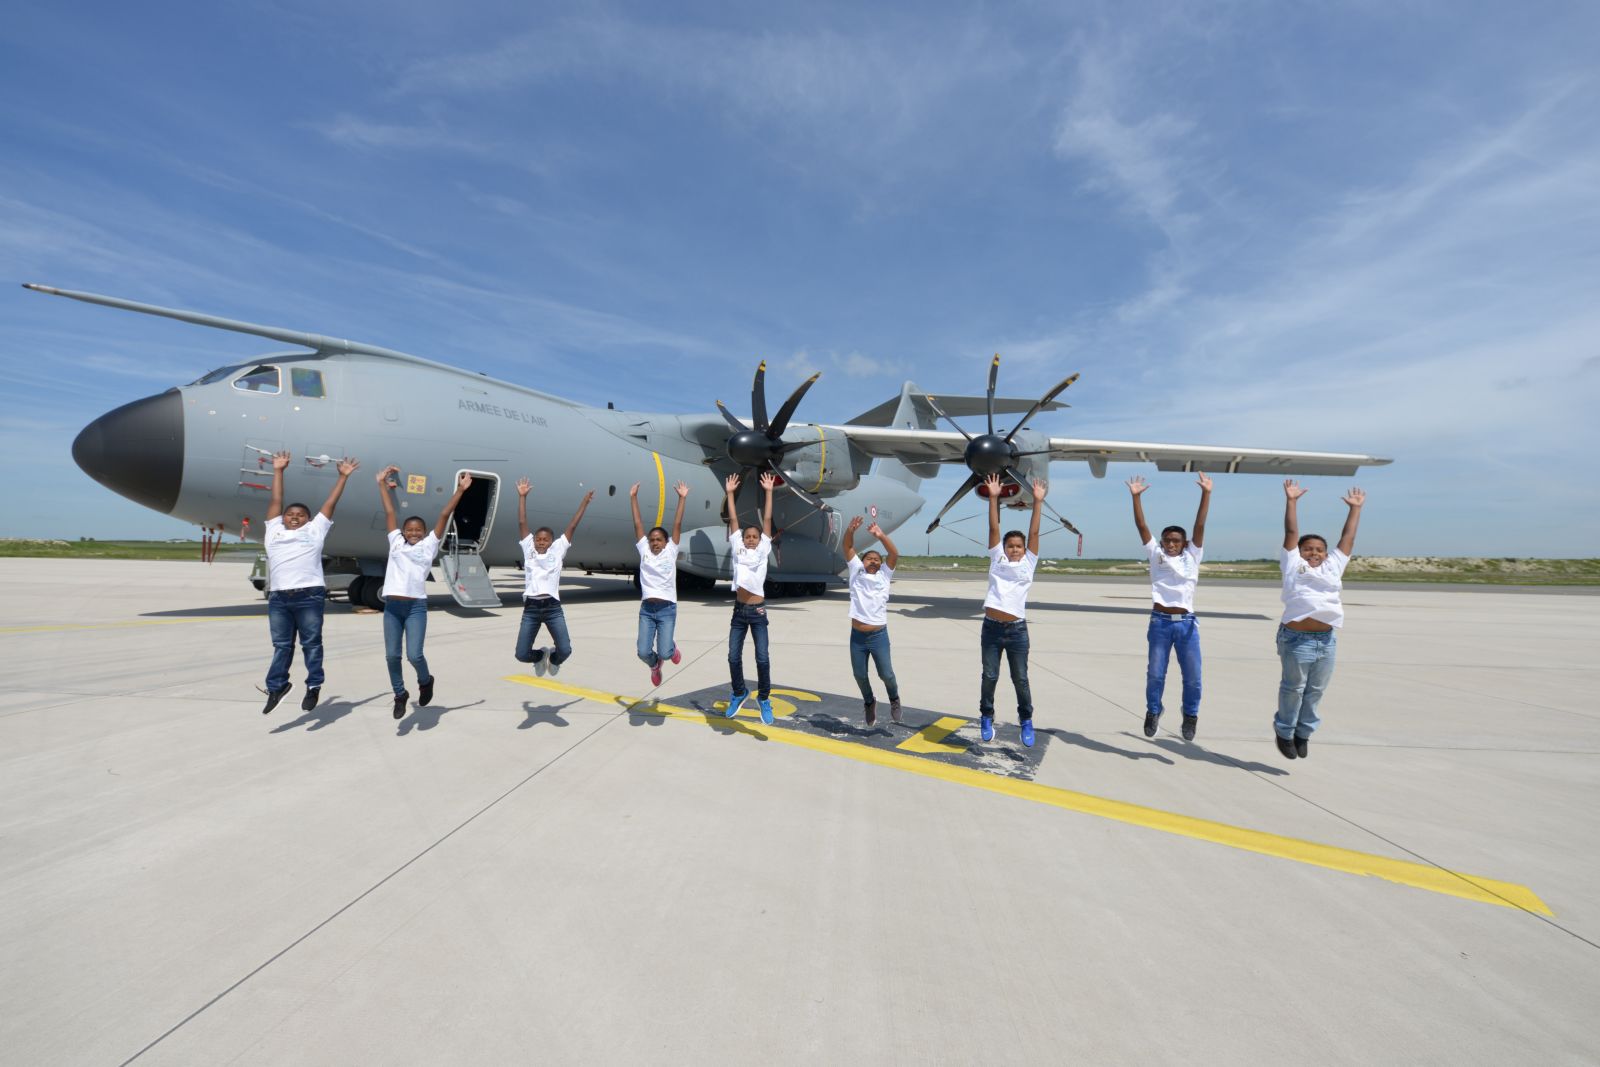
532, 650, 548, 677
547, 653, 562, 677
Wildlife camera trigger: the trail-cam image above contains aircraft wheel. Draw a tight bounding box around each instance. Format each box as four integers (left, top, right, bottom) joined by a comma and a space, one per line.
345, 575, 367, 606
361, 578, 386, 611
809, 582, 826, 596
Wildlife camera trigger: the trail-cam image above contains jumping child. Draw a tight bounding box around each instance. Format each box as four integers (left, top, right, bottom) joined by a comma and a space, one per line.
1128, 473, 1212, 741
376, 467, 473, 719
979, 472, 1047, 748
1275, 479, 1366, 760
629, 478, 690, 688
724, 471, 777, 724
513, 479, 595, 677
260, 450, 359, 714
843, 515, 901, 725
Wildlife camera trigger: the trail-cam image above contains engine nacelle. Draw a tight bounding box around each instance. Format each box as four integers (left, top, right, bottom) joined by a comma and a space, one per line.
777, 427, 866, 494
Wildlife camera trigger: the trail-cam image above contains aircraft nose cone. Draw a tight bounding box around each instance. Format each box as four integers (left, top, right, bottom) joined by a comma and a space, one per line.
72, 389, 184, 514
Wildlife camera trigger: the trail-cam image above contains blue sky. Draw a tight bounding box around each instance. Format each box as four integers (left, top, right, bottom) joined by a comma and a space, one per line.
2, 2, 1596, 557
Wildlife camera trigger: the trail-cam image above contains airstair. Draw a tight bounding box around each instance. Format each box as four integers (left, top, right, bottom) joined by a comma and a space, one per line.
441, 472, 504, 608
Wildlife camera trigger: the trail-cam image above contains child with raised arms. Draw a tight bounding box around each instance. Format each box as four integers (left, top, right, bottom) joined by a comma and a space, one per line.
979, 472, 1047, 748
630, 478, 690, 688
375, 467, 473, 719
513, 478, 595, 677
843, 515, 901, 725
1128, 473, 1212, 741
260, 450, 358, 714
724, 471, 777, 724
1275, 479, 1366, 760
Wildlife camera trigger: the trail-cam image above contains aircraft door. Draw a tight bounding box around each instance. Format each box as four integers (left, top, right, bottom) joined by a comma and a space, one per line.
448, 470, 500, 550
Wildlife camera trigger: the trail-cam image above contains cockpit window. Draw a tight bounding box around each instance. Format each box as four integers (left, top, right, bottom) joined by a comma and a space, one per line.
233, 365, 281, 394
291, 368, 326, 398
191, 365, 239, 386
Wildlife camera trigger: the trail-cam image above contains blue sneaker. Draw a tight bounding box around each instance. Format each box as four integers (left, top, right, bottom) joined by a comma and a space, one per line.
726, 691, 747, 717
980, 715, 995, 742
758, 698, 774, 725
1020, 720, 1035, 748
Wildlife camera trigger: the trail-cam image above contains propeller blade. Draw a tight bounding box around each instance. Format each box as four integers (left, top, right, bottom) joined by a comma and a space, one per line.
767, 461, 827, 510
1004, 466, 1081, 536
1003, 372, 1079, 444
918, 393, 974, 442
715, 400, 749, 433
986, 353, 1000, 435
751, 361, 769, 431
924, 471, 984, 533
768, 372, 820, 438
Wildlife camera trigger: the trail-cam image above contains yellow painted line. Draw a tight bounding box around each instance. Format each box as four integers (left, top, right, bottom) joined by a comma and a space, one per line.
810, 427, 827, 493
0, 616, 254, 636
896, 715, 970, 755
505, 674, 1553, 915
651, 450, 666, 528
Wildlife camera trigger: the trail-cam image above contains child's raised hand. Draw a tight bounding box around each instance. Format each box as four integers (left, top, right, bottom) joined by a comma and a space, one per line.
1196, 472, 1213, 492
580, 490, 595, 506
982, 473, 1003, 496
1031, 478, 1048, 501
758, 471, 778, 491
675, 480, 690, 499
457, 472, 472, 491
628, 482, 640, 499
867, 522, 885, 539
1126, 476, 1148, 496
335, 457, 360, 477
1284, 479, 1308, 500
516, 477, 531, 497
377, 464, 399, 487
1343, 487, 1366, 507
724, 473, 741, 494
271, 450, 292, 471
847, 515, 863, 532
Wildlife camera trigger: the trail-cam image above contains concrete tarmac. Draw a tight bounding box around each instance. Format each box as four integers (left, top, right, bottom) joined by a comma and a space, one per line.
1, 558, 1596, 1065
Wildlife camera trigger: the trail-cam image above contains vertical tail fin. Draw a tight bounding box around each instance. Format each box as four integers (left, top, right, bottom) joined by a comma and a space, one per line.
850, 381, 943, 490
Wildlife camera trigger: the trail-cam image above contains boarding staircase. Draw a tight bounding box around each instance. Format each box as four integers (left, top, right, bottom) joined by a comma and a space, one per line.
441, 532, 502, 608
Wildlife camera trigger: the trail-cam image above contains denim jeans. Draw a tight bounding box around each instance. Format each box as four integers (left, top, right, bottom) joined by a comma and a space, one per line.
1275, 626, 1337, 739
1146, 610, 1202, 717
266, 586, 326, 691
383, 596, 431, 695
637, 599, 678, 667
979, 617, 1032, 721
515, 597, 573, 664
849, 626, 899, 703
728, 602, 771, 699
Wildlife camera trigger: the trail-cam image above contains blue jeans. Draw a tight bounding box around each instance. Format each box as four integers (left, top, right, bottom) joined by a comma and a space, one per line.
728, 602, 770, 699
849, 626, 899, 703
1146, 610, 1202, 717
383, 596, 431, 695
1275, 626, 1337, 739
515, 597, 572, 664
979, 617, 1032, 721
266, 587, 326, 691
637, 600, 677, 667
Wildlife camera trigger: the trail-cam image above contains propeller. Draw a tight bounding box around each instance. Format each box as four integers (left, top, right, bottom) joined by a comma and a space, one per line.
717, 362, 825, 507
922, 355, 1082, 534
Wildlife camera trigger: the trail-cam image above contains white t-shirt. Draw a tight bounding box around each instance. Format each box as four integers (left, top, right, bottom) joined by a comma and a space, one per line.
520, 533, 571, 599
1146, 538, 1204, 611
383, 529, 439, 599
847, 557, 894, 627
1280, 546, 1349, 627
729, 532, 772, 597
637, 537, 680, 602
984, 544, 1037, 619
264, 513, 332, 590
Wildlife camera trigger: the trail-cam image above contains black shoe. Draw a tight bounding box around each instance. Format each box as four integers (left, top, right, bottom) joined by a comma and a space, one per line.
301, 687, 321, 712
418, 677, 434, 706
261, 683, 292, 715
1143, 712, 1158, 737
393, 692, 409, 719
1275, 735, 1298, 760
864, 699, 877, 726
1294, 736, 1308, 758
890, 697, 902, 725
1181, 715, 1197, 741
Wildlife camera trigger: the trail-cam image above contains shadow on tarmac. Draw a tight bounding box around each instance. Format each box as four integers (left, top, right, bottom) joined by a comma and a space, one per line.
398, 699, 486, 735
518, 698, 580, 729
1045, 729, 1174, 763
1140, 734, 1289, 775
269, 693, 382, 733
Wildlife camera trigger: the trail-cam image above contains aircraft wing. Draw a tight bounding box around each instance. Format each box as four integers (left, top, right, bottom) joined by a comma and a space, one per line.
814, 425, 1391, 477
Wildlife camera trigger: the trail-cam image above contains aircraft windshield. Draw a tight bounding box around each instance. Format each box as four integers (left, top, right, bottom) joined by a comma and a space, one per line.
291, 367, 326, 398
232, 365, 281, 394
190, 365, 242, 386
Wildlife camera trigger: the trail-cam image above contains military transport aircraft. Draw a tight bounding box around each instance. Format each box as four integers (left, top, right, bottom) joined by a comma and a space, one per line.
33, 283, 1390, 609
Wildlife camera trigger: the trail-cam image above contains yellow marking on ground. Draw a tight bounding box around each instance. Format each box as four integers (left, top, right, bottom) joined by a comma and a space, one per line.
0, 617, 254, 636
896, 715, 971, 755
505, 674, 1553, 915
651, 451, 666, 527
